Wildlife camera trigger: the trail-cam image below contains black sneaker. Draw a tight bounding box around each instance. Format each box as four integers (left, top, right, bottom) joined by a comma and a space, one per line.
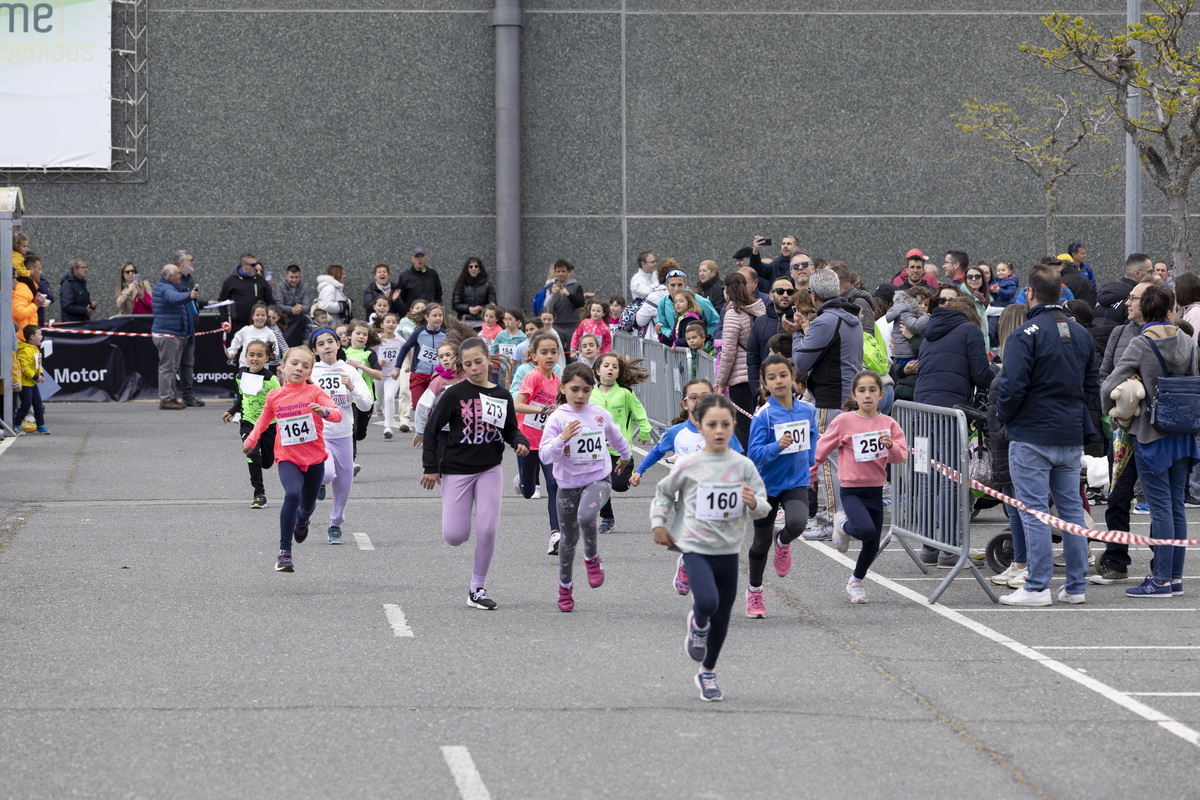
275, 552, 293, 572
293, 518, 310, 544
1186, 494, 1200, 509
468, 588, 498, 610
251, 494, 266, 509
1088, 563, 1130, 584
184, 398, 206, 407
317, 485, 326, 501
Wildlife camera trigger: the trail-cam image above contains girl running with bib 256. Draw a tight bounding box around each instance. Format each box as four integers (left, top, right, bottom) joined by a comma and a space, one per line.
744, 355, 819, 618
539, 363, 632, 612
812, 370, 908, 604
243, 346, 342, 573
421, 337, 529, 610
651, 394, 768, 701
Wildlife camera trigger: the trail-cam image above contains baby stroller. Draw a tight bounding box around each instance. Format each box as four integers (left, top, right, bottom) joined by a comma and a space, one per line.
952, 401, 1016, 574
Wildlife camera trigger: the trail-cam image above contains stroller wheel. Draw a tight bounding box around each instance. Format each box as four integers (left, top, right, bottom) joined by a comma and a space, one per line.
985, 531, 1014, 574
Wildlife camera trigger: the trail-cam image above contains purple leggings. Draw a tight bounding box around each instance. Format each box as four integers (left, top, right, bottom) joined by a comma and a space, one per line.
441, 466, 503, 591
321, 436, 355, 526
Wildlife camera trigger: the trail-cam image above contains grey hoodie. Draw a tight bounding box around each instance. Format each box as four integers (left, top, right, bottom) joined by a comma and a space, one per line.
1101, 327, 1199, 445
792, 297, 864, 409
884, 290, 930, 360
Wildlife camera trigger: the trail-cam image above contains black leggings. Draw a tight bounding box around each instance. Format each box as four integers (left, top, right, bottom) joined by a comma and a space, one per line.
841, 486, 884, 580
518, 451, 559, 530
598, 454, 631, 519
728, 382, 754, 451
747, 487, 809, 587
683, 552, 738, 671
239, 421, 277, 494
277, 460, 325, 552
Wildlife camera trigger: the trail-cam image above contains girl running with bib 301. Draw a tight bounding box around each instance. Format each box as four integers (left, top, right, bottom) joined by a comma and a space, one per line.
422, 337, 529, 610
243, 346, 342, 573
651, 393, 769, 701
744, 355, 818, 618
311, 328, 375, 545
813, 370, 908, 604
540, 363, 632, 612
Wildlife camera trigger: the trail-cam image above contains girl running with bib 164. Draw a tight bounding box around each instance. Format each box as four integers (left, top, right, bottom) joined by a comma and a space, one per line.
813, 370, 908, 604
243, 346, 342, 573
651, 393, 769, 702
539, 363, 632, 612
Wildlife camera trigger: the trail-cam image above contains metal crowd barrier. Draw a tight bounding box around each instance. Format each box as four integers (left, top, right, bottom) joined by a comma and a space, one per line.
886, 400, 998, 604
611, 331, 715, 432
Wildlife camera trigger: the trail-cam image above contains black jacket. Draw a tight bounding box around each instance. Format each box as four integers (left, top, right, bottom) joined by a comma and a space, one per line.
1060, 263, 1097, 307
452, 278, 497, 321
746, 305, 794, 397
362, 282, 401, 316
1095, 277, 1137, 325
914, 307, 995, 409
995, 303, 1099, 446
218, 270, 274, 331
59, 273, 92, 322
696, 276, 725, 314
396, 266, 443, 316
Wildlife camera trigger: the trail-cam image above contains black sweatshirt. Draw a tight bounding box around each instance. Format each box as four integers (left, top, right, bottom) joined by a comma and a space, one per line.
423, 381, 528, 474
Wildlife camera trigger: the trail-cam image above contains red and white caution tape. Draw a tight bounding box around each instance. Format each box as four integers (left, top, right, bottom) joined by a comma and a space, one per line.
40, 327, 224, 338
930, 459, 1200, 547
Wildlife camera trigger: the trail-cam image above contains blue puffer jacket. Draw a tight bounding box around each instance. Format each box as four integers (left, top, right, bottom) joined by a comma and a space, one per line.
151, 279, 196, 338
913, 307, 995, 409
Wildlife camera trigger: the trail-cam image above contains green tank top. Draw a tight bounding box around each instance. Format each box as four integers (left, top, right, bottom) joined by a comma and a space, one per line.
344, 346, 376, 399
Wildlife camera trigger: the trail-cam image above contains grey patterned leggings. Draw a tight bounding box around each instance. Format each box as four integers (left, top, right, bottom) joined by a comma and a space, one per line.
556, 479, 612, 585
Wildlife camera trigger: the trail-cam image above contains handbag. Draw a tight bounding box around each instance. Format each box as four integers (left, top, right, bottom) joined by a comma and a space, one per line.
1144, 336, 1200, 434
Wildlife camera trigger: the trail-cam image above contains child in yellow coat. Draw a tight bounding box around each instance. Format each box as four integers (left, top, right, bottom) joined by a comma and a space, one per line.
14, 324, 48, 434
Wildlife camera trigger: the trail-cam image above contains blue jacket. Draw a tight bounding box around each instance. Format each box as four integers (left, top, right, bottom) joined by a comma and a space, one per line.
747, 395, 818, 496
656, 293, 720, 338
396, 325, 448, 375
989, 275, 1020, 307
59, 273, 91, 322
996, 303, 1099, 446
635, 419, 743, 474
151, 279, 196, 338
913, 307, 995, 409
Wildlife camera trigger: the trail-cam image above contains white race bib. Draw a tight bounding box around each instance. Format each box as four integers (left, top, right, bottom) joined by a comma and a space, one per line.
380, 347, 400, 365
852, 430, 888, 463
480, 395, 507, 428
240, 372, 264, 395
418, 344, 439, 365
570, 429, 607, 465
498, 343, 518, 359
524, 409, 547, 431
279, 413, 318, 446
774, 420, 810, 454
695, 482, 744, 521
315, 373, 342, 395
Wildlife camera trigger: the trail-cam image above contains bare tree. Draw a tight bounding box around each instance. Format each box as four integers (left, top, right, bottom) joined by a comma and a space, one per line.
953, 89, 1119, 257
1023, 0, 1200, 272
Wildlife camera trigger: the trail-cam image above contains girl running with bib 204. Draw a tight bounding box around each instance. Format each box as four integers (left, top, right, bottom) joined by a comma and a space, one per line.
311, 328, 375, 545
539, 363, 632, 612
651, 394, 768, 701
813, 370, 908, 604
422, 337, 529, 610
243, 346, 342, 573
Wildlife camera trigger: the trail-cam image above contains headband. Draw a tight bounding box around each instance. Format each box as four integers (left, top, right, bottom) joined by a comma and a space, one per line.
310, 328, 338, 347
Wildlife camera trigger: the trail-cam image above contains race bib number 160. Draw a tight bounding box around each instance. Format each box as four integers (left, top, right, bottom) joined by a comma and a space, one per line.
695, 482, 743, 521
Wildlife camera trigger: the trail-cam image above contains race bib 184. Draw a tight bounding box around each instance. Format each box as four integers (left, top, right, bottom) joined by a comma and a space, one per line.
694, 482, 743, 521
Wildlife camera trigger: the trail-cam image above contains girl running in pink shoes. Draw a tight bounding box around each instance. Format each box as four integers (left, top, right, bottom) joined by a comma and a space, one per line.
651, 393, 769, 701
514, 331, 564, 555
540, 363, 632, 612
421, 337, 529, 610
812, 370, 908, 603
243, 346, 343, 573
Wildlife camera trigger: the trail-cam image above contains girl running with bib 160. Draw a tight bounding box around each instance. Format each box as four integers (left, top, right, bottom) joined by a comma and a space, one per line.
422, 337, 529, 610
812, 370, 908, 604
651, 393, 769, 702
310, 328, 375, 545
539, 363, 632, 612
744, 355, 818, 618
243, 346, 342, 573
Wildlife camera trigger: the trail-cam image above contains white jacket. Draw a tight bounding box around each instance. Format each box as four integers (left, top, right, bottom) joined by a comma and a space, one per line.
226, 325, 277, 367
317, 274, 350, 326
311, 360, 373, 439
630, 269, 658, 301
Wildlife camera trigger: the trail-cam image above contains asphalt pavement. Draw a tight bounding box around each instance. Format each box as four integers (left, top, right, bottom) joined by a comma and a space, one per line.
2, 400, 1200, 800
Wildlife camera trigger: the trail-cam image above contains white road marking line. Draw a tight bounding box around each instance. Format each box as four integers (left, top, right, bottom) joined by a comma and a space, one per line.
382, 604, 413, 637
800, 540, 1200, 749
441, 746, 492, 800
353, 532, 374, 550
1128, 692, 1200, 697
0, 436, 17, 457
1034, 646, 1200, 650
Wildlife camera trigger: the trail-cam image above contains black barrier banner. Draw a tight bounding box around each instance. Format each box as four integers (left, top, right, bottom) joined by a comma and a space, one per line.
42, 315, 237, 402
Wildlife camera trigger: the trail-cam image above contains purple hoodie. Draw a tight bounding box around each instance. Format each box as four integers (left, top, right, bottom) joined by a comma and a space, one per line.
539, 402, 631, 489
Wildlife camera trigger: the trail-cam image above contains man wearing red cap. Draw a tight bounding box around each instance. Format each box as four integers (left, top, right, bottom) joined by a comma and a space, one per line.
892, 248, 939, 289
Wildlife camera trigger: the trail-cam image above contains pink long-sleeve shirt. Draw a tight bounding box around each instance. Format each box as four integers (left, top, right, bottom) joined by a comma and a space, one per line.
812, 410, 908, 487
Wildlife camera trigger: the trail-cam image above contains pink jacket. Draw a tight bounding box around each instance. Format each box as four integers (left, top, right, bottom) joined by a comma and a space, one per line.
813, 411, 908, 487
715, 299, 765, 388
570, 318, 613, 353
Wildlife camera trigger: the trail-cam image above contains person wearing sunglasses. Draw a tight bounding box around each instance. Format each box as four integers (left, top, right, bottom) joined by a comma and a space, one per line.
115, 261, 154, 315
959, 267, 992, 352
218, 253, 276, 336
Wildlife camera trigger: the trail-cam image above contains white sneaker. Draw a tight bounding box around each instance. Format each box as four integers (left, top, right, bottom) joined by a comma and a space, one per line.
383, 427, 394, 440
999, 587, 1051, 607
1057, 588, 1086, 604
513, 474, 522, 494
990, 563, 1022, 586
547, 530, 561, 555
1006, 567, 1028, 588
532, 486, 542, 500
831, 513, 850, 553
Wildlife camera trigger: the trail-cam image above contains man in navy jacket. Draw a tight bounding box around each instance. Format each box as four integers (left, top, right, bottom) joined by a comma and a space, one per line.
152, 265, 199, 410
995, 263, 1099, 607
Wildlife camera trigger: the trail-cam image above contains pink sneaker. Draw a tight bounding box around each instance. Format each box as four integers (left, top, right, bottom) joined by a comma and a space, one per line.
847, 578, 867, 604
774, 534, 792, 577
585, 556, 605, 588
558, 583, 574, 612
674, 555, 690, 595
745, 588, 766, 618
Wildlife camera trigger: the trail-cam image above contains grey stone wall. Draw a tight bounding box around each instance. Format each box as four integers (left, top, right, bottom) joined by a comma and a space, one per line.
15, 1, 1178, 321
